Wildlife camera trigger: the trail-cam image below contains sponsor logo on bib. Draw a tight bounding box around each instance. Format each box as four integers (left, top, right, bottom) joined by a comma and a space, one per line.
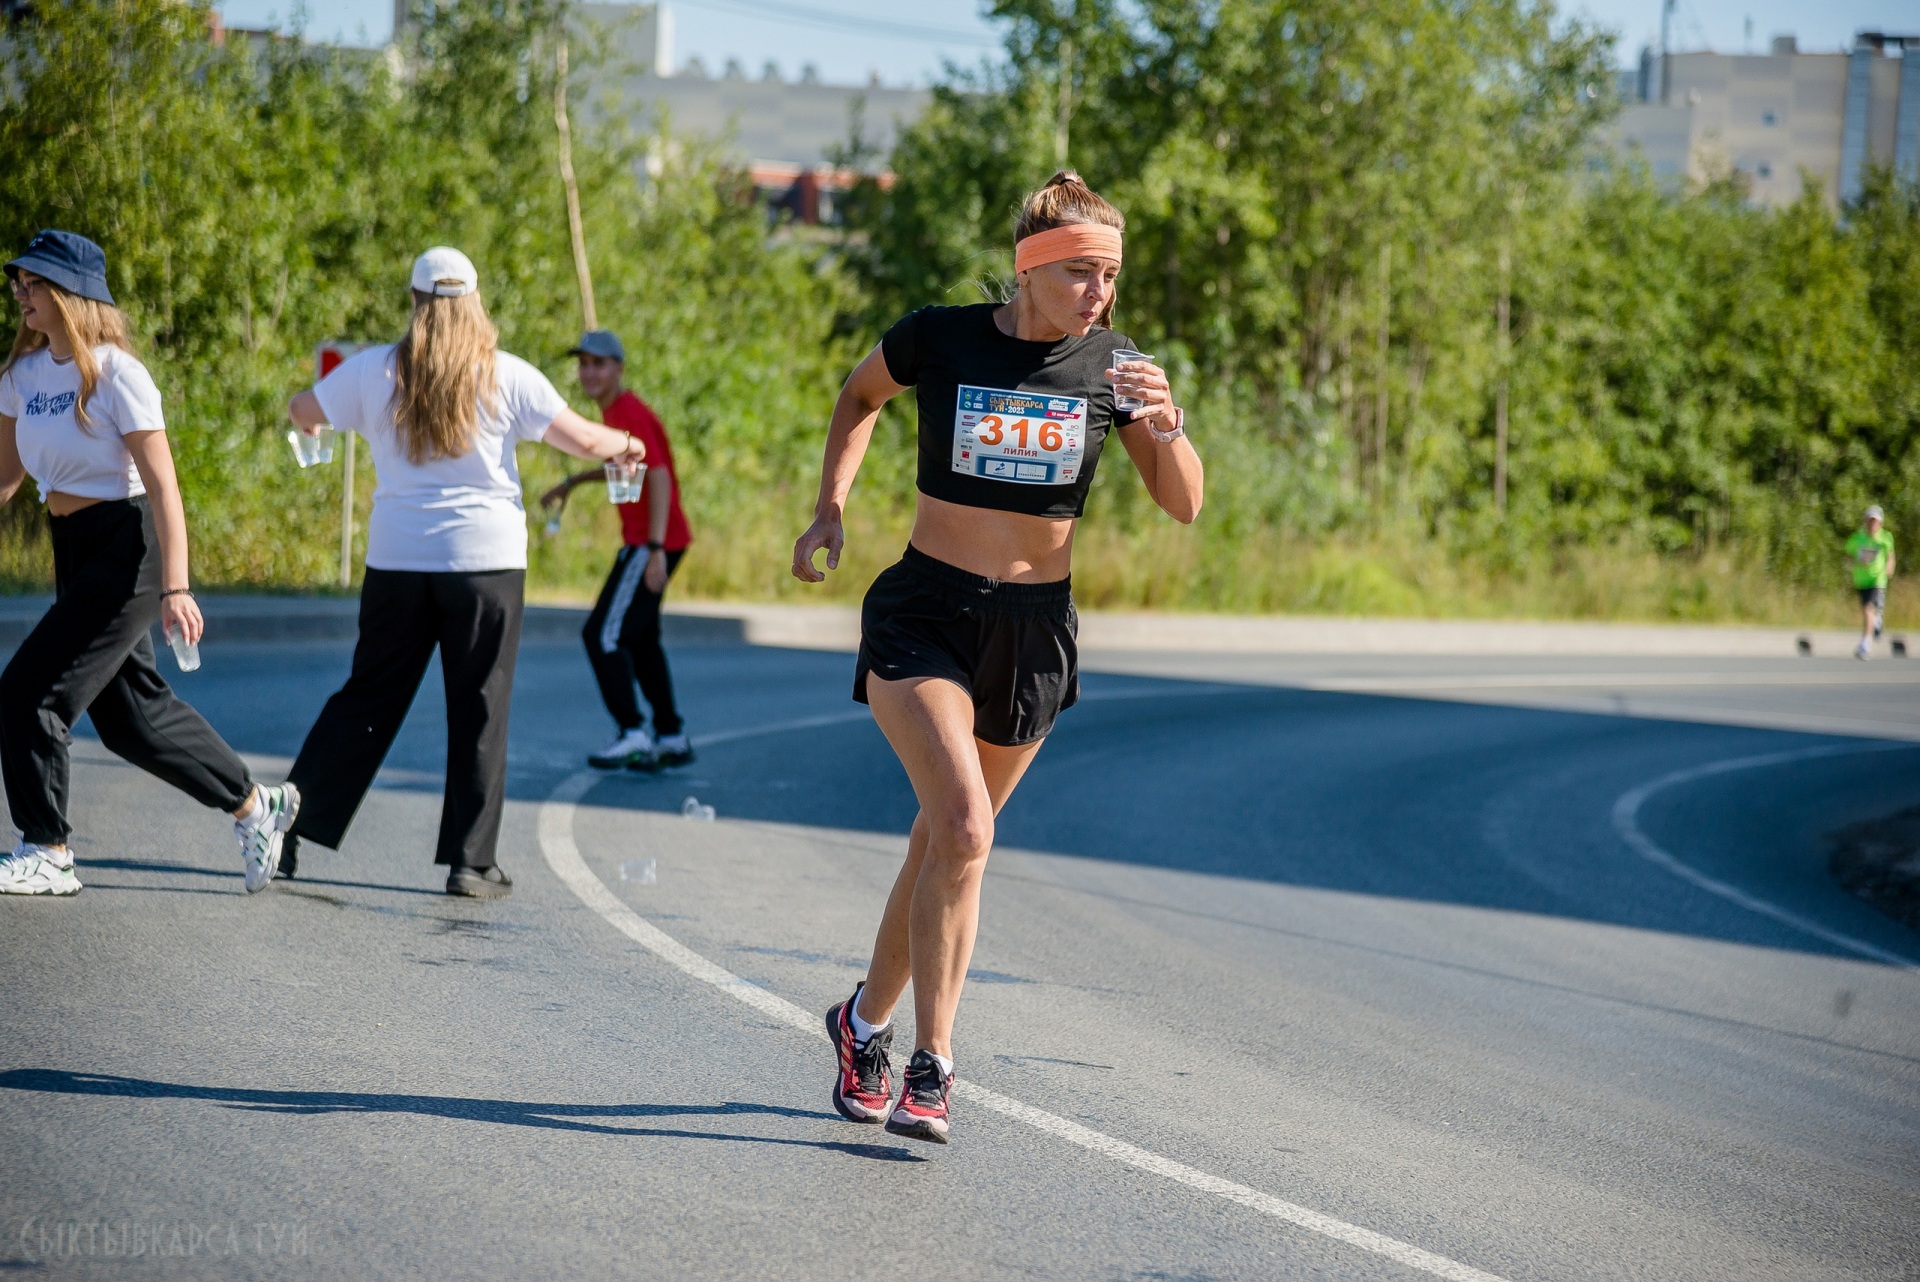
951, 385, 1087, 486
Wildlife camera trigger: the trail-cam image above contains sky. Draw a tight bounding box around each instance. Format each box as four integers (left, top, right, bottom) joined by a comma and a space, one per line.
216, 0, 1920, 83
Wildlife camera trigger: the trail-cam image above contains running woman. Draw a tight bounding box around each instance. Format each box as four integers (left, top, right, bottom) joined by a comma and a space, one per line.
791, 172, 1203, 1143
538, 329, 695, 771
0, 230, 298, 896
1848, 505, 1895, 660
282, 249, 645, 898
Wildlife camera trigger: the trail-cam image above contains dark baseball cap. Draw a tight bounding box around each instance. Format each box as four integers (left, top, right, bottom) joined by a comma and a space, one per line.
5, 230, 114, 305
567, 330, 625, 362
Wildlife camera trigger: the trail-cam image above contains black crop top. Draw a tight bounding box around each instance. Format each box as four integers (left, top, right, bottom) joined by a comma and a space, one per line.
880, 303, 1141, 519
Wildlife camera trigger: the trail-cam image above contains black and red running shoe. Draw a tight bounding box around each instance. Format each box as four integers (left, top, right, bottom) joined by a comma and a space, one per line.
885, 1049, 952, 1144
826, 983, 894, 1123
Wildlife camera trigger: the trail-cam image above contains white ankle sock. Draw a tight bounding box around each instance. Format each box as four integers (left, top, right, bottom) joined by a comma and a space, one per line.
234, 789, 267, 828
928, 1052, 954, 1078
848, 997, 889, 1044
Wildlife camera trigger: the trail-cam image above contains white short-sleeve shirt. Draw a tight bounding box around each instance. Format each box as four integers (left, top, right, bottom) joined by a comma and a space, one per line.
0, 346, 163, 501
314, 345, 568, 572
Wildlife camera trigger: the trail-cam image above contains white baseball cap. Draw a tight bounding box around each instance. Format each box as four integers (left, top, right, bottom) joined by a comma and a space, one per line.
410, 246, 478, 297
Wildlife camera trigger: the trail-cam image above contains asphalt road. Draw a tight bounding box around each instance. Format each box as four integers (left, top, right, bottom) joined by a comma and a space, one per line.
2, 636, 1917, 1280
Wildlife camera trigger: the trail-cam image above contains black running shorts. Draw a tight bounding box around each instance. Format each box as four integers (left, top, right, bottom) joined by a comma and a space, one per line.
854, 545, 1078, 747
1859, 586, 1887, 609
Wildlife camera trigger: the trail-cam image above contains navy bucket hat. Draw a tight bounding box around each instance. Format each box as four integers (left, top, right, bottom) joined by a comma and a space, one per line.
5, 230, 114, 305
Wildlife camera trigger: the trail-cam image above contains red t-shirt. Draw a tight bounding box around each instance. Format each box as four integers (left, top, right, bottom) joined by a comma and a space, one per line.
603, 390, 692, 550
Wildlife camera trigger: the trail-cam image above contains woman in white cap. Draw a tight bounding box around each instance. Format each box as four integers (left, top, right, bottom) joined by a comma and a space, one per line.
282, 247, 644, 897
791, 172, 1203, 1142
0, 229, 299, 896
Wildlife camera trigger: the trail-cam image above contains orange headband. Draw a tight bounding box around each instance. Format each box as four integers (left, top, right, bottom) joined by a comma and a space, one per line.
1014, 224, 1123, 274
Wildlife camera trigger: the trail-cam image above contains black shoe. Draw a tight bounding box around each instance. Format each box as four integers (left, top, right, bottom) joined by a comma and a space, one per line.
884, 1049, 952, 1144
653, 733, 696, 769
277, 832, 299, 880
447, 865, 513, 899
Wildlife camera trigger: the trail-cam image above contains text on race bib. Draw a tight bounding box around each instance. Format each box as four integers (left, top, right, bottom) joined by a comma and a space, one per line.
951, 385, 1087, 486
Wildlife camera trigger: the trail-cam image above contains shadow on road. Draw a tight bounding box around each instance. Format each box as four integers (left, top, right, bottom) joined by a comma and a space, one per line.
0, 1070, 926, 1162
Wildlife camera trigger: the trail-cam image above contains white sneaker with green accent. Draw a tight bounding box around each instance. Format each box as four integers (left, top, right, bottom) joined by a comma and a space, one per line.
236, 783, 301, 894
0, 842, 81, 895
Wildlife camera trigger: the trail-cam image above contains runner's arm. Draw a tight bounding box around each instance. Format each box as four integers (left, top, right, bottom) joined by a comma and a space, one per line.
792, 345, 905, 582
0, 415, 23, 506
1109, 358, 1203, 524
124, 429, 205, 646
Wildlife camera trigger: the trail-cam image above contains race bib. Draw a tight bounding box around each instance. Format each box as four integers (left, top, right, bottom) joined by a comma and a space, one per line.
951, 385, 1087, 485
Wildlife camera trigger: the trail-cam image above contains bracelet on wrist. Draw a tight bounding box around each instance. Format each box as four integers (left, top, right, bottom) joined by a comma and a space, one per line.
647, 540, 666, 552
1148, 406, 1185, 443
160, 588, 193, 600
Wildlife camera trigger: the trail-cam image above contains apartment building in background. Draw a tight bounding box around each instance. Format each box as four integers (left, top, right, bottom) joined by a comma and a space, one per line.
1607, 32, 1920, 207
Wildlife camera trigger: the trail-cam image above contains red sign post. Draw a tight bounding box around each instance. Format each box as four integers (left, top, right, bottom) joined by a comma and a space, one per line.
316, 342, 362, 588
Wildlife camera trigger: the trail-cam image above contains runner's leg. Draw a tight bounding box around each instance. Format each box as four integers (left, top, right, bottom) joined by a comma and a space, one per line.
857, 673, 1044, 1058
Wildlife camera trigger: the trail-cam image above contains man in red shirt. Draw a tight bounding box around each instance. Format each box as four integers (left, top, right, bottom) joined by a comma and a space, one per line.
541, 330, 695, 770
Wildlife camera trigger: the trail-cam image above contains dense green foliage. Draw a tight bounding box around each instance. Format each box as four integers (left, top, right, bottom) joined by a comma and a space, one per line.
1, 0, 1915, 623
840, 0, 1920, 619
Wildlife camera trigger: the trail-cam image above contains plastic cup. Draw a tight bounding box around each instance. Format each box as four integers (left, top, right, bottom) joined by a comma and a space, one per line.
1108, 349, 1154, 414
287, 427, 336, 468
165, 626, 200, 673
605, 460, 646, 504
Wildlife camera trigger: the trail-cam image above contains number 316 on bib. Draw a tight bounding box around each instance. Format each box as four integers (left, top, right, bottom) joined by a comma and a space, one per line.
952, 385, 1087, 485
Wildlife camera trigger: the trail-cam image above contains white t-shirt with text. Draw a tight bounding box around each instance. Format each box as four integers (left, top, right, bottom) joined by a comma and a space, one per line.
0, 346, 162, 501
314, 344, 568, 572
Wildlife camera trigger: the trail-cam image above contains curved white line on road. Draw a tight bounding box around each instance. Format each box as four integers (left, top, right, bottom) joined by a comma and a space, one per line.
1610, 742, 1920, 970
539, 707, 1510, 1282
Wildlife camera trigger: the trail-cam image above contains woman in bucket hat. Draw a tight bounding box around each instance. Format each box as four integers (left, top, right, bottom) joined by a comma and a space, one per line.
0, 230, 299, 896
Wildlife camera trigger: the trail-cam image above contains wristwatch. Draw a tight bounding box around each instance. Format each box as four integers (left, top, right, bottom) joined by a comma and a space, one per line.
1148, 406, 1185, 443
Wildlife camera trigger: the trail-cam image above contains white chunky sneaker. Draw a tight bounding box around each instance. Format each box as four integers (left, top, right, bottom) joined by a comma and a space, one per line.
653, 732, 696, 769
1855, 640, 1872, 661
0, 842, 81, 896
588, 727, 655, 770
236, 783, 300, 894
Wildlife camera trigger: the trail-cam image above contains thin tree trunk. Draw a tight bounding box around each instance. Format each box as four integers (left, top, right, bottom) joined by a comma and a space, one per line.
1374, 241, 1391, 504
1054, 37, 1073, 168
554, 38, 597, 331
1494, 237, 1510, 516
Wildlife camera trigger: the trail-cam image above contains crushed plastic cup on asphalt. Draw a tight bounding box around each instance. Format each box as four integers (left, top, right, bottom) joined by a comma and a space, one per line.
618, 858, 656, 884
681, 796, 716, 822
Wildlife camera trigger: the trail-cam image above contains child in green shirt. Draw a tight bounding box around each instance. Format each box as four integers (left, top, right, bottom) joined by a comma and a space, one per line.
1846, 505, 1895, 659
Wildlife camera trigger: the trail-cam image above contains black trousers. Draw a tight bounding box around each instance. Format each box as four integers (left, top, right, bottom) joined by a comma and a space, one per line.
0, 498, 253, 845
288, 567, 524, 869
582, 546, 684, 735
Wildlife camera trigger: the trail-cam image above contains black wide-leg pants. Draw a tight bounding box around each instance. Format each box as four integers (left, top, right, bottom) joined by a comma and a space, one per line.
581, 546, 684, 735
287, 567, 523, 869
0, 498, 253, 845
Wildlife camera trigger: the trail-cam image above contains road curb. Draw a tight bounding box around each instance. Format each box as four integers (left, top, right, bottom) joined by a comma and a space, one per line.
0, 594, 1889, 657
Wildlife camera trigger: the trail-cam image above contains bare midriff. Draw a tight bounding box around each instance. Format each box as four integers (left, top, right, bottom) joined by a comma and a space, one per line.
908, 492, 1076, 583
46, 492, 105, 517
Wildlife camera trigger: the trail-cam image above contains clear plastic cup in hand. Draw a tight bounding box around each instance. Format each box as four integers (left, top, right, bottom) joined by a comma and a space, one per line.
604, 459, 646, 504
287, 427, 336, 468
164, 625, 200, 673
1108, 348, 1154, 414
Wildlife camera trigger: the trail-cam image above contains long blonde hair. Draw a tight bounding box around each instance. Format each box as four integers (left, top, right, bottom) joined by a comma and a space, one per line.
2, 280, 136, 429
390, 288, 499, 464
1013, 170, 1127, 329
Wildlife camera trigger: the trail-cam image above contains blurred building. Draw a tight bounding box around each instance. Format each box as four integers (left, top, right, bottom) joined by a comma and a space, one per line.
392, 0, 927, 224
1605, 32, 1920, 207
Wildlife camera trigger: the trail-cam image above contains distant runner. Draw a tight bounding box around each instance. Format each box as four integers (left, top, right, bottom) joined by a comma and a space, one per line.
1848, 504, 1895, 660
791, 171, 1204, 1143
0, 230, 298, 896
539, 330, 695, 771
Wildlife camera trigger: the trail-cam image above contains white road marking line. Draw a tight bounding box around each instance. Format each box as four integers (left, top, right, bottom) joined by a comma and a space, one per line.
1303, 671, 1920, 691
539, 756, 1512, 1282
1610, 742, 1920, 970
